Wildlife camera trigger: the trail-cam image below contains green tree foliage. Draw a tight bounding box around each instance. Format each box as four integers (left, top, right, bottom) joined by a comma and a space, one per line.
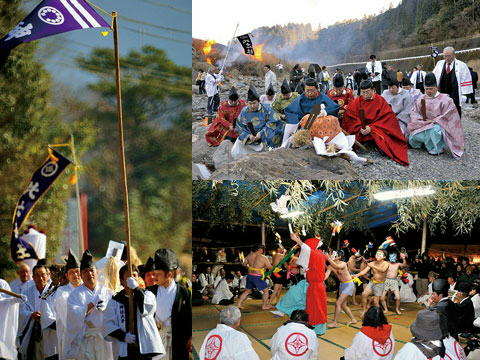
193, 181, 480, 247
76, 46, 191, 259
0, 1, 95, 278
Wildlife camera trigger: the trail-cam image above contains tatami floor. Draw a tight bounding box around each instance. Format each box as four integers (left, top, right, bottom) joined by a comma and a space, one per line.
192, 291, 426, 359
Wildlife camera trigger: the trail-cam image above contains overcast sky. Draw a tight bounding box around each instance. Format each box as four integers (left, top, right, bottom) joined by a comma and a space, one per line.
193, 0, 402, 44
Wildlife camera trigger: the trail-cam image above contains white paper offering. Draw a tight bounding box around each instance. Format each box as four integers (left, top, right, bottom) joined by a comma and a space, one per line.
313, 133, 367, 164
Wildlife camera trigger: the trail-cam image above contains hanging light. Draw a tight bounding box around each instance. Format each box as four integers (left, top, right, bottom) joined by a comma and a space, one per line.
280, 210, 305, 219
373, 186, 435, 201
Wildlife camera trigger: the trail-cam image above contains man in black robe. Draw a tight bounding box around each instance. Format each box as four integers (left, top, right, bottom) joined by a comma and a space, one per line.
147, 249, 191, 360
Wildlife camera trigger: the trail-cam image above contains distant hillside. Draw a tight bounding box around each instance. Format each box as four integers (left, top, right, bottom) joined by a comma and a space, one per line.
251, 0, 480, 65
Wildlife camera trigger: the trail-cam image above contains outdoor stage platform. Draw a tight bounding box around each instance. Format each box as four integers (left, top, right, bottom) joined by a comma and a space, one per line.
192, 291, 427, 359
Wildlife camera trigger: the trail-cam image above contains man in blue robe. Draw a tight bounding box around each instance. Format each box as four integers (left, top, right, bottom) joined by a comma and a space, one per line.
281, 78, 339, 147
231, 84, 284, 160
284, 78, 340, 125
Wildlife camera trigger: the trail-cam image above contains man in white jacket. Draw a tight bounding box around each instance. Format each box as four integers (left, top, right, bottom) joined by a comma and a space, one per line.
103, 264, 165, 359
205, 67, 224, 115
264, 65, 277, 93
199, 306, 259, 359
433, 46, 473, 117
410, 64, 427, 94
270, 310, 318, 360
366, 55, 382, 94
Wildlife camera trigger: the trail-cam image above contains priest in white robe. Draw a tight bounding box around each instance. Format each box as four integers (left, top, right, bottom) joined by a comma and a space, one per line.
199, 306, 259, 360
9, 262, 33, 295
54, 250, 83, 359
103, 264, 164, 360
64, 250, 113, 360
0, 279, 26, 360
18, 260, 58, 360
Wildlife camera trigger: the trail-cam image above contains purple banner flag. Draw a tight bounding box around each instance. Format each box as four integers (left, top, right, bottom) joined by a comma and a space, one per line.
0, 0, 110, 54
10, 149, 71, 262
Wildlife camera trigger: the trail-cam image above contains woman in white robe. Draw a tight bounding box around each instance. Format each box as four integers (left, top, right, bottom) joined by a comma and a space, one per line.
399, 273, 416, 303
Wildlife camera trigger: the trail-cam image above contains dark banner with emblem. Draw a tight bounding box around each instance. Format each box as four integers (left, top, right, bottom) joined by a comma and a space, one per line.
10, 149, 71, 262
237, 33, 254, 55
431, 46, 439, 58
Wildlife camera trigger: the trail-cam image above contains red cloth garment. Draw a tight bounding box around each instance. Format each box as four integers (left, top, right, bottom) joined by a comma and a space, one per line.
360, 325, 392, 345
343, 93, 409, 166
205, 99, 246, 146
303, 238, 327, 327
327, 88, 355, 124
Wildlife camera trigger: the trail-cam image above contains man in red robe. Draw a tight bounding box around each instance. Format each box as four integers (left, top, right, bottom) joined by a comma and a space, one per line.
205, 87, 246, 147
343, 79, 409, 166
290, 232, 327, 335
327, 74, 355, 125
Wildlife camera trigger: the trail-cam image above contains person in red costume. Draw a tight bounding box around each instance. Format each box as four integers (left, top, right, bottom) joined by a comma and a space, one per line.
342, 79, 409, 166
289, 232, 328, 335
205, 87, 246, 147
327, 74, 355, 125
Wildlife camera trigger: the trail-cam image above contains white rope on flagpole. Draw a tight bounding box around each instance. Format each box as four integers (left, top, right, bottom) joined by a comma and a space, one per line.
325, 46, 480, 69
220, 23, 239, 73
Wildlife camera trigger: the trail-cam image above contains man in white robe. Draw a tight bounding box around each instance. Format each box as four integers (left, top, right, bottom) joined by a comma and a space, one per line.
270, 310, 318, 360
382, 79, 413, 134
199, 306, 259, 360
18, 261, 58, 359
54, 250, 83, 359
103, 264, 164, 360
0, 279, 26, 360
211, 273, 234, 305
64, 250, 113, 360
264, 65, 277, 93
9, 262, 33, 294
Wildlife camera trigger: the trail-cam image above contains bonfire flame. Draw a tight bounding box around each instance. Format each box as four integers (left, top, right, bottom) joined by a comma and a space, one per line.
206, 57, 212, 64
203, 40, 216, 55
253, 44, 264, 61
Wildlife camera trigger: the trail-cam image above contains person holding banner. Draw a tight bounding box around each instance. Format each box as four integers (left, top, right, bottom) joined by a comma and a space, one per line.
407, 72, 464, 158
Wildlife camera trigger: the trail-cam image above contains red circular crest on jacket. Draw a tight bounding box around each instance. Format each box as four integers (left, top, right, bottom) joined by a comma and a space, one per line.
285, 332, 309, 356
205, 334, 223, 360
372, 337, 393, 357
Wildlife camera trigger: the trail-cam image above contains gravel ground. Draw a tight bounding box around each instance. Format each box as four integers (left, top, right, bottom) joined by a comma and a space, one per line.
193, 77, 480, 180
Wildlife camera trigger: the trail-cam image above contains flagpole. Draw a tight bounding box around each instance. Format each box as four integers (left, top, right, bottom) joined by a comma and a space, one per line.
70, 135, 84, 254
112, 11, 135, 334
220, 22, 239, 74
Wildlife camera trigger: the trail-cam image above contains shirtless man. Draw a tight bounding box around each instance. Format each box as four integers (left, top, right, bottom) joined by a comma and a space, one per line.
269, 243, 287, 306
347, 251, 362, 305
353, 249, 390, 318
237, 244, 273, 310
381, 251, 407, 315
325, 251, 358, 327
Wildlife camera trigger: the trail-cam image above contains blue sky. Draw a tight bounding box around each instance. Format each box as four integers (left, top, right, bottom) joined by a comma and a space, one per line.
19, 0, 191, 87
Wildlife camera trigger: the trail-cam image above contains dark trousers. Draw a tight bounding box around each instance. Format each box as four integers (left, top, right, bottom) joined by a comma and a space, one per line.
199, 80, 206, 94
218, 296, 235, 305
373, 81, 381, 94
355, 81, 361, 96
207, 93, 220, 114
466, 92, 477, 104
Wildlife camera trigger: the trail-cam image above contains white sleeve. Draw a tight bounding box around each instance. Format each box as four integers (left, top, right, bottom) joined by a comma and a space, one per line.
40, 294, 56, 330
394, 343, 422, 360
344, 332, 364, 360
233, 335, 259, 360
103, 299, 120, 340
199, 274, 208, 288
64, 292, 87, 358
296, 243, 311, 270
309, 332, 319, 360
